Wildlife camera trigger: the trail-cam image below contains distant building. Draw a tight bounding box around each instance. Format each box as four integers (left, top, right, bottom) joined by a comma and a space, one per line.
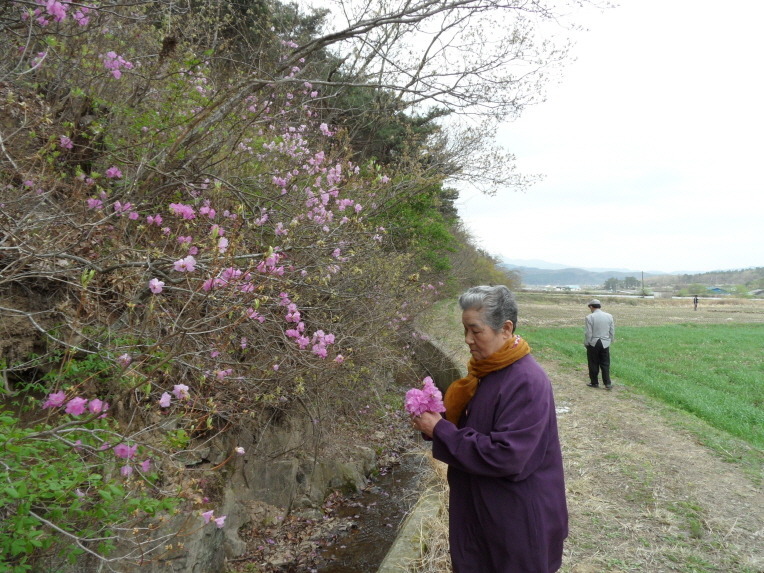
653, 290, 674, 299
706, 286, 730, 295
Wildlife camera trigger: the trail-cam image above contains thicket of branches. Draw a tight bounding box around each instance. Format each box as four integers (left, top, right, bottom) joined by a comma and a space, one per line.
0, 0, 574, 568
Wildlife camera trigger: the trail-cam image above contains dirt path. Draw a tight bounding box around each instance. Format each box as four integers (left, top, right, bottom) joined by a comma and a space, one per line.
418, 295, 764, 572
549, 358, 763, 572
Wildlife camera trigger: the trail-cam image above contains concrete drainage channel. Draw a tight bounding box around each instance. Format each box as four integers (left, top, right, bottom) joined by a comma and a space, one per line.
376, 480, 442, 571
376, 333, 463, 572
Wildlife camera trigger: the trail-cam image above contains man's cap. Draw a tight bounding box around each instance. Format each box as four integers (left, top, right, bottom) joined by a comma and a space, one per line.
588, 299, 601, 306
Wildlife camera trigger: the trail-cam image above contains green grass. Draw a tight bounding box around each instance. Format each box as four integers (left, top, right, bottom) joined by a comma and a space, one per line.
523, 323, 764, 449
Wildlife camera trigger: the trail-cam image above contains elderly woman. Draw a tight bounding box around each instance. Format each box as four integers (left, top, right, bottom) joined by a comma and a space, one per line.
413, 285, 568, 573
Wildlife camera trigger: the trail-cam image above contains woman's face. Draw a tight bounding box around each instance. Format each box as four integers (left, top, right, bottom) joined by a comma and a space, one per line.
462, 308, 513, 361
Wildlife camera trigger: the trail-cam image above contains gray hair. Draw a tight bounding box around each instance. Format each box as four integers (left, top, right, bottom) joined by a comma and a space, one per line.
458, 285, 518, 332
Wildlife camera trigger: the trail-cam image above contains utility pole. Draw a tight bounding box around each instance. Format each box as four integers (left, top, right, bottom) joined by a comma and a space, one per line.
641, 271, 644, 297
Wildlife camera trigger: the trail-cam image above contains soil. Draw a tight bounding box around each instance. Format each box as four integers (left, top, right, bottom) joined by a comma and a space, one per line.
420, 294, 764, 573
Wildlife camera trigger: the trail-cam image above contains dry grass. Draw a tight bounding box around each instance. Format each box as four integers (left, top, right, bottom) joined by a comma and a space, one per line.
404, 457, 451, 573
411, 294, 764, 573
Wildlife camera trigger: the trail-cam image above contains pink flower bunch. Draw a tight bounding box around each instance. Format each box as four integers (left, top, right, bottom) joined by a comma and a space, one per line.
214, 368, 233, 381
173, 255, 197, 272
105, 166, 122, 179
33, 0, 68, 25
202, 267, 256, 292
41, 391, 110, 417
285, 322, 309, 349
148, 278, 164, 293
310, 330, 335, 359
168, 203, 195, 220
246, 308, 265, 322
101, 51, 134, 79
256, 253, 284, 275
173, 384, 190, 400
113, 201, 136, 217
199, 202, 216, 219
72, 4, 90, 25
201, 510, 227, 528
114, 443, 138, 460
159, 384, 190, 408
405, 376, 445, 417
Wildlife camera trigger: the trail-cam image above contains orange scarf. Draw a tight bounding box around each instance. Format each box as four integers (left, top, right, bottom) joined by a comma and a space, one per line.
443, 335, 531, 424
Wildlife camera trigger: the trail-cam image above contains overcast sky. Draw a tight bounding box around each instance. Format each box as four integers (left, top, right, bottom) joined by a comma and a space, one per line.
456, 0, 763, 273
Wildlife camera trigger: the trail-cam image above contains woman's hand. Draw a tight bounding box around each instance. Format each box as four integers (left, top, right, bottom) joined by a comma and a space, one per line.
411, 411, 442, 438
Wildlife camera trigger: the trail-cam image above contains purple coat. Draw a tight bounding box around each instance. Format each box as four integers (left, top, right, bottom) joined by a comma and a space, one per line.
432, 354, 568, 573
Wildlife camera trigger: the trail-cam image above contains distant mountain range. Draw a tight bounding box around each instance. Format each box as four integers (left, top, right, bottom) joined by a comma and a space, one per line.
499, 264, 656, 286
498, 259, 764, 287
499, 258, 638, 273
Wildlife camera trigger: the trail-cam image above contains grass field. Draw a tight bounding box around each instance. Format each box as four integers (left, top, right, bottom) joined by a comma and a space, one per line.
523, 323, 764, 448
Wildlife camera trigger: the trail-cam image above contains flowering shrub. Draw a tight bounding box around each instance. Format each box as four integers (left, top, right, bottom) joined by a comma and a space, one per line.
0, 0, 448, 567
0, 0, 537, 566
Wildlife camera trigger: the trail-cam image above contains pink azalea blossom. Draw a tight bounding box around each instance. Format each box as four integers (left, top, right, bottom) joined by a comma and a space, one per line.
88, 398, 108, 415
159, 392, 172, 408
235, 447, 245, 455
140, 459, 151, 472
59, 135, 73, 149
148, 278, 164, 293
86, 198, 103, 210
173, 255, 197, 272
199, 204, 216, 219
168, 202, 196, 219
117, 353, 132, 367
120, 465, 133, 477
101, 52, 133, 79
405, 376, 446, 417
65, 397, 88, 416
334, 354, 345, 364
114, 443, 138, 460
172, 384, 190, 400
73, 7, 89, 26
214, 516, 226, 528
105, 166, 122, 179
246, 308, 264, 322
42, 391, 67, 409
202, 510, 214, 524
215, 369, 233, 381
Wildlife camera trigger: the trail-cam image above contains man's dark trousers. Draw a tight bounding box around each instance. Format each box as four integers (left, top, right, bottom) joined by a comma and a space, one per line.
586, 339, 611, 386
